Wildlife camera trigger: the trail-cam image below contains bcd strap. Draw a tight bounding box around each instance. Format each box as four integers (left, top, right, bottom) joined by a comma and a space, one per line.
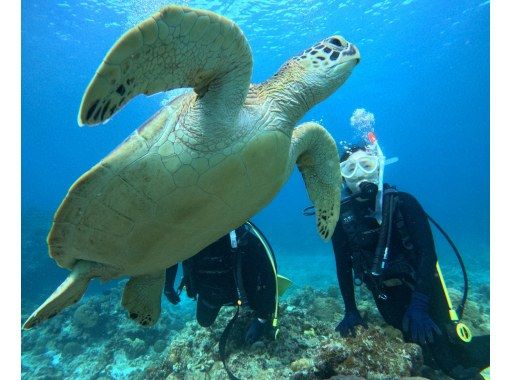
219, 306, 242, 380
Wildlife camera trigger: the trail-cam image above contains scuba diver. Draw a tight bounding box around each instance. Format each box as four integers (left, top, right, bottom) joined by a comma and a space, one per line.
164, 220, 291, 380
330, 134, 490, 380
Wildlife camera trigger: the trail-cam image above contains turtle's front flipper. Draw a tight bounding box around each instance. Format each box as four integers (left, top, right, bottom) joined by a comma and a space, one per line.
79, 5, 253, 126
22, 260, 106, 330
288, 122, 341, 241
122, 271, 165, 326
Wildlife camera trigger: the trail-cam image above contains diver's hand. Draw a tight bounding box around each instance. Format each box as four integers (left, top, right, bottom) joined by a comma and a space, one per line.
335, 309, 367, 337
245, 319, 267, 345
402, 292, 442, 344
358, 181, 378, 199
164, 289, 180, 305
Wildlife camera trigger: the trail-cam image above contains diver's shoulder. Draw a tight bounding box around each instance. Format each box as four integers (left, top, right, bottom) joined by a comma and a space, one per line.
396, 190, 415, 200
392, 188, 423, 209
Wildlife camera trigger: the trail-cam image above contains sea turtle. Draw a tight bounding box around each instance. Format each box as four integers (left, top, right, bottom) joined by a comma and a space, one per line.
23, 4, 360, 329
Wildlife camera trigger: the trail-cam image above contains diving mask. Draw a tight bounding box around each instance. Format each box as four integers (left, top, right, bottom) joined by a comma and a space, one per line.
340, 155, 379, 179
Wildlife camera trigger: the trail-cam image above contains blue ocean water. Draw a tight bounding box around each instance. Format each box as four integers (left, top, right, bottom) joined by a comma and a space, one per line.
21, 0, 489, 377
22, 0, 489, 300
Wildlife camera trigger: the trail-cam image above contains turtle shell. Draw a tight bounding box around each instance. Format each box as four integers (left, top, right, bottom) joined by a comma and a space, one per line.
48, 93, 291, 277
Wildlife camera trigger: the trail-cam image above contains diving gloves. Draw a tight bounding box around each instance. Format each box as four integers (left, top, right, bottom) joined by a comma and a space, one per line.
403, 291, 442, 344
336, 309, 368, 337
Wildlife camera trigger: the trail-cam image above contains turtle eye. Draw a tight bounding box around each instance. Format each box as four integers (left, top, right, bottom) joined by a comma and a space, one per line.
329, 38, 343, 47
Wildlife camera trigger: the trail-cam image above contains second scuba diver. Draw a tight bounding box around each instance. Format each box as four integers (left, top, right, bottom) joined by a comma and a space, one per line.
331, 140, 490, 380
164, 220, 290, 380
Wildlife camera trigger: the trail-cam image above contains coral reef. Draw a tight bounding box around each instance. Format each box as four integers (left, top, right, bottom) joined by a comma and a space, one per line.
22, 281, 191, 380
73, 302, 100, 330
144, 286, 424, 379
449, 288, 490, 336
21, 279, 489, 380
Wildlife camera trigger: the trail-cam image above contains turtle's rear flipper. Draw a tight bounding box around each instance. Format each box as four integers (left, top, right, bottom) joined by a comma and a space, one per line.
22, 260, 103, 330
288, 122, 341, 241
122, 271, 165, 327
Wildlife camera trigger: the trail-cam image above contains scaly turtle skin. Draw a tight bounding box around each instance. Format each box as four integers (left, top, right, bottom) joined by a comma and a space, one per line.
23, 4, 360, 329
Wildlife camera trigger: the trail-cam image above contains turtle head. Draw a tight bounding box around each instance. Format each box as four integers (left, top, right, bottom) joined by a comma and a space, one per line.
262, 35, 360, 122
293, 35, 360, 103
300, 35, 360, 92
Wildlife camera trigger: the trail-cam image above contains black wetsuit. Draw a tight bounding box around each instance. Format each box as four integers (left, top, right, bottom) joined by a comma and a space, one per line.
332, 186, 489, 379
165, 222, 277, 327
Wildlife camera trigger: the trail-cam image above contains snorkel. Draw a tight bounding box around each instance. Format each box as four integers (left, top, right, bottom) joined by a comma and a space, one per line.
344, 108, 397, 223
367, 131, 385, 224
